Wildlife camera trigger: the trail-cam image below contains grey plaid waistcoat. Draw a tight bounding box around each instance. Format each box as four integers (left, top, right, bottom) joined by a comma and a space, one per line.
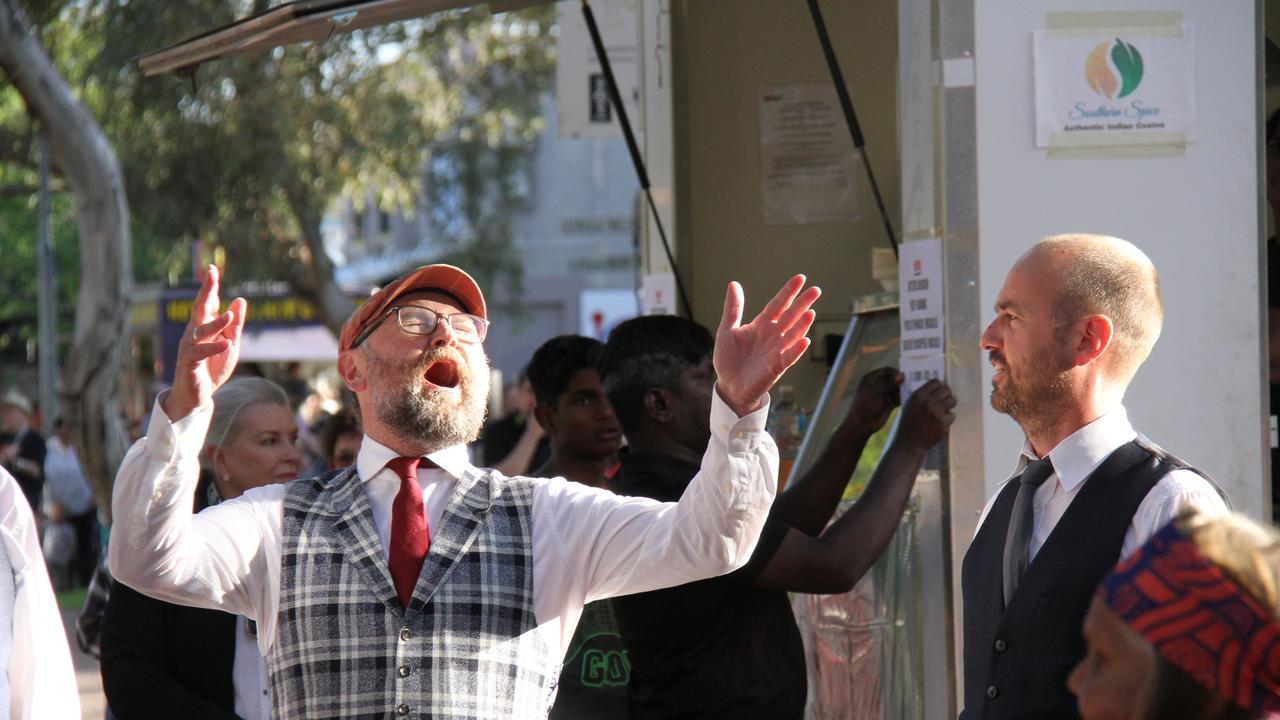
269, 465, 558, 719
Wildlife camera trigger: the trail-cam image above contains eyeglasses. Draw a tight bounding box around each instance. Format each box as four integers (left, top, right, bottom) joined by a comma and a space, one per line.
351, 305, 489, 348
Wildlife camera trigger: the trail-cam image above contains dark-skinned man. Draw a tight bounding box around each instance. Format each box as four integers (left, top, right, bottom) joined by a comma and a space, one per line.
598, 314, 956, 719
524, 334, 629, 719
526, 335, 621, 490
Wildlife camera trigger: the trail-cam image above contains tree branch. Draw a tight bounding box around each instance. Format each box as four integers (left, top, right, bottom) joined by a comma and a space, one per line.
0, 0, 133, 519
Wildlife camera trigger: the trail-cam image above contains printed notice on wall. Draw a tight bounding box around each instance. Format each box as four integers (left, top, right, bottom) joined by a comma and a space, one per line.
758, 86, 859, 225
898, 238, 945, 405
1033, 26, 1195, 149
900, 354, 946, 407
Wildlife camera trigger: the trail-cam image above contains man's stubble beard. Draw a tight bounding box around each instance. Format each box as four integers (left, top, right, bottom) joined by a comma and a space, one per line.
367, 346, 490, 453
990, 343, 1074, 437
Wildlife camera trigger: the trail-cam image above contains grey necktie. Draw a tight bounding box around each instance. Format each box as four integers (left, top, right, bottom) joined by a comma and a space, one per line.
1001, 457, 1055, 606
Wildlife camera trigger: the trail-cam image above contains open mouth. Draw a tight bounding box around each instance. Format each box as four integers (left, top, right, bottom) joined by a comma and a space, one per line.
423, 360, 461, 389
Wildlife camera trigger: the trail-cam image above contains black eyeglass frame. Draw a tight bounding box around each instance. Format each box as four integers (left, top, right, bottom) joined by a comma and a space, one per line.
349, 305, 490, 349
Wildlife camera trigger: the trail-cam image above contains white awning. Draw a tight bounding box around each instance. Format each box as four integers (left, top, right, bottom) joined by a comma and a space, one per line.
238, 325, 340, 362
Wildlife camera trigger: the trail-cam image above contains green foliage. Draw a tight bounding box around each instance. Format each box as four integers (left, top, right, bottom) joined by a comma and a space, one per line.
0, 0, 556, 342
0, 165, 79, 352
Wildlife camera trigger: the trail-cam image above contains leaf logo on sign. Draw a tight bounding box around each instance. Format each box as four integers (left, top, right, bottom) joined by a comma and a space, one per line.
1084, 38, 1144, 100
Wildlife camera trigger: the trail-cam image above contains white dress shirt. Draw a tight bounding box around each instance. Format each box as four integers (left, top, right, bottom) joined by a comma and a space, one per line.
232, 615, 271, 720
976, 406, 1229, 563
110, 391, 776, 660
0, 467, 80, 720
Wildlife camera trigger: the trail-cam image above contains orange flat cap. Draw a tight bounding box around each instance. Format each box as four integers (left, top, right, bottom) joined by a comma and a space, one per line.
339, 264, 487, 352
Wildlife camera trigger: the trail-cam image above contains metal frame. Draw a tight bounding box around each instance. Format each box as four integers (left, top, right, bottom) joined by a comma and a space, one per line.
137, 0, 547, 77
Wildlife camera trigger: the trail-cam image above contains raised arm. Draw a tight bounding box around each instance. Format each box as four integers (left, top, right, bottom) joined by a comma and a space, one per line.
109, 266, 272, 620
769, 367, 901, 535
713, 275, 820, 417
163, 265, 247, 422
752, 379, 956, 593
560, 277, 822, 602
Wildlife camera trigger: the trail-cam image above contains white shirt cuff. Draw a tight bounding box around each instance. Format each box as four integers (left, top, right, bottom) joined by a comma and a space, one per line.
144, 391, 214, 466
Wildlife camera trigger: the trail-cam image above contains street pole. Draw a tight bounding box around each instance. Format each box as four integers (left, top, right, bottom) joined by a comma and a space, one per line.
36, 132, 57, 435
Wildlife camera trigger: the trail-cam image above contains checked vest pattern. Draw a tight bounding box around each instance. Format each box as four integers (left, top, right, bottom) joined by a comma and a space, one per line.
268, 465, 558, 719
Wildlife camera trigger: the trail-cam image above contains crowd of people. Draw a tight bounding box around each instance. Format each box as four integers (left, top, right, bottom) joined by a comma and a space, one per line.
0, 232, 1277, 719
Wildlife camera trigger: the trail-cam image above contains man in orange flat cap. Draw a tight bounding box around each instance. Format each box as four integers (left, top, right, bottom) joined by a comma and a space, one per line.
110, 263, 820, 720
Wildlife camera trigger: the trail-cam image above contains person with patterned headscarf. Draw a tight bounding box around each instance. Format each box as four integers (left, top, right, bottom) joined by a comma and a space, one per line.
1069, 509, 1280, 719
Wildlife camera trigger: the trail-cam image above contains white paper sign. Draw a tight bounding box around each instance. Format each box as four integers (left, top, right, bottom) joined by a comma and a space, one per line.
641, 272, 677, 315
556, 0, 640, 139
758, 86, 859, 226
579, 288, 639, 341
899, 238, 944, 358
900, 353, 946, 407
1033, 28, 1196, 148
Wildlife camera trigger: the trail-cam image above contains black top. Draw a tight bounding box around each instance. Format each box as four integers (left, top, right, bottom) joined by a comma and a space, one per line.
100, 475, 240, 720
609, 449, 804, 719
549, 598, 630, 719
959, 440, 1181, 720
101, 583, 239, 719
0, 430, 45, 514
478, 414, 551, 470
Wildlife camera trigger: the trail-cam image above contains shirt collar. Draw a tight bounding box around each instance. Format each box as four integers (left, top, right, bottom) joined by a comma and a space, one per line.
355, 435, 472, 482
1013, 405, 1137, 492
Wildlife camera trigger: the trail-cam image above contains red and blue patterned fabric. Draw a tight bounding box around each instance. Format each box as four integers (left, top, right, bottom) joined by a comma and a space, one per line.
1099, 521, 1280, 718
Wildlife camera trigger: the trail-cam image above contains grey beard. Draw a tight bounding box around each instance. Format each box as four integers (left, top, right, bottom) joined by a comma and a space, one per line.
369, 351, 489, 454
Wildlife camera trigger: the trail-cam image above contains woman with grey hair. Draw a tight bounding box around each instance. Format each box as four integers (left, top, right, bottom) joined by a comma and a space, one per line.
102, 377, 301, 720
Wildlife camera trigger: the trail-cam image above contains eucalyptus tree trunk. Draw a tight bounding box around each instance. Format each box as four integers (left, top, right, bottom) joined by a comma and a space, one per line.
284, 181, 355, 337
0, 0, 132, 520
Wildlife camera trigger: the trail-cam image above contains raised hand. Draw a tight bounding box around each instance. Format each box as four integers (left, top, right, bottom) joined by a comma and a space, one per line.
712, 275, 821, 416
846, 367, 903, 437
896, 379, 957, 452
161, 265, 247, 421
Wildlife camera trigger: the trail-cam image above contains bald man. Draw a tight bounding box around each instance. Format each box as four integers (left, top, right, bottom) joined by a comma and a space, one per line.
960, 234, 1227, 719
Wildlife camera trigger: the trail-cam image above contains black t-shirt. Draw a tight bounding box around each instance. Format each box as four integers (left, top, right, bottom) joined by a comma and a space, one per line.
549, 598, 630, 719
608, 449, 805, 720
1, 429, 46, 513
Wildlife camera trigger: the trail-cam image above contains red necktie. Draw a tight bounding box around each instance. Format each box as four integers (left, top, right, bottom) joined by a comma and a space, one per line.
385, 456, 430, 609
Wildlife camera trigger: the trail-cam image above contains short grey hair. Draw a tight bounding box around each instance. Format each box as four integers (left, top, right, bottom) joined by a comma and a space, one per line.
1036, 234, 1163, 382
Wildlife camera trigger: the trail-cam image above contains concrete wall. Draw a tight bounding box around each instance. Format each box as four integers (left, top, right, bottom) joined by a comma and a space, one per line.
972, 0, 1265, 517
671, 0, 900, 406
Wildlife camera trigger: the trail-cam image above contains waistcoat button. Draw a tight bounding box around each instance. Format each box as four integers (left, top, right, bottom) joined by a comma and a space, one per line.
986, 686, 998, 699
399, 664, 412, 678
397, 703, 410, 716
399, 627, 411, 642
994, 639, 1007, 652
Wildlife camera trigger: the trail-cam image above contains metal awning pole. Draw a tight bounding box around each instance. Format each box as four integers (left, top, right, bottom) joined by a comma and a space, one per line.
580, 0, 693, 319
805, 0, 899, 258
